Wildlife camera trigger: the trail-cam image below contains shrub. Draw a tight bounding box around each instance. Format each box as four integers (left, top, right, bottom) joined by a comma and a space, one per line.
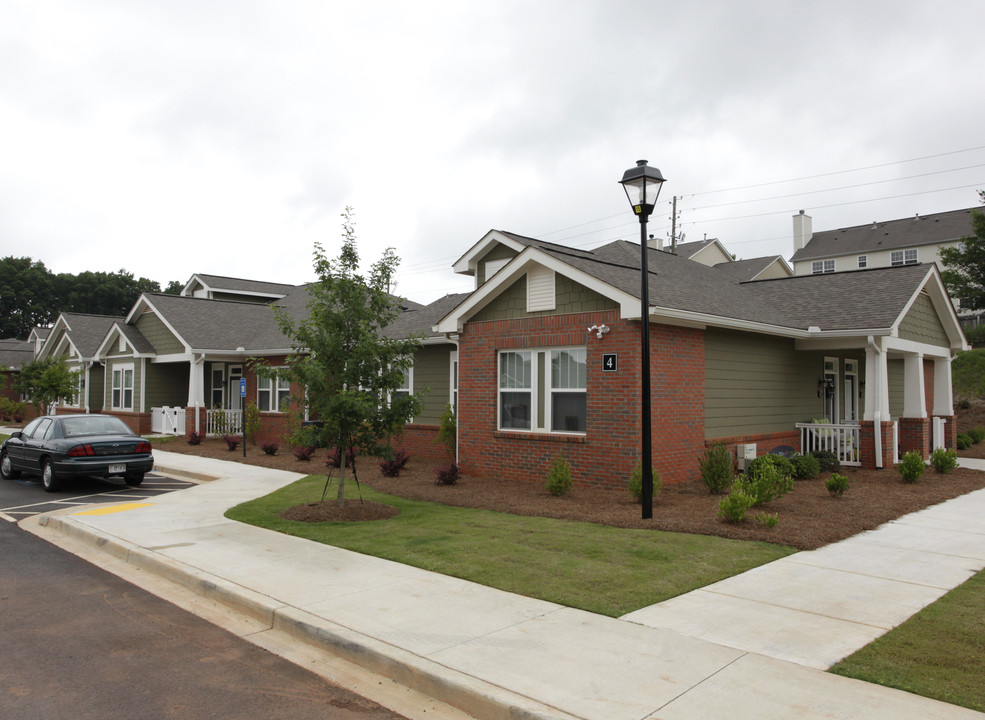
957, 433, 973, 450
627, 461, 662, 505
437, 403, 457, 459
326, 446, 356, 468
825, 473, 850, 497
293, 446, 315, 461
969, 426, 985, 444
790, 453, 820, 480
740, 454, 794, 505
699, 443, 734, 494
810, 450, 841, 473
546, 453, 573, 497
434, 463, 459, 486
222, 434, 240, 451
929, 447, 958, 473
755, 512, 779, 528
379, 450, 410, 477
898, 450, 926, 483
244, 401, 261, 445
187, 431, 204, 445
260, 441, 279, 456
717, 490, 755, 523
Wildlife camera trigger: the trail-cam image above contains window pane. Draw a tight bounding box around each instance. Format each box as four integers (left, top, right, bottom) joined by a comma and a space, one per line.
500, 391, 531, 429
500, 352, 530, 389
551, 393, 586, 432
552, 349, 586, 389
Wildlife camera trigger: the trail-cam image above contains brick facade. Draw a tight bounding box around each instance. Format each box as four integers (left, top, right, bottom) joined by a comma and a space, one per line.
457, 309, 705, 489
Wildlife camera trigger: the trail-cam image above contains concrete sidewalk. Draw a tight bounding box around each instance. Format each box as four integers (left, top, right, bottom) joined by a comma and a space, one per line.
22, 449, 985, 719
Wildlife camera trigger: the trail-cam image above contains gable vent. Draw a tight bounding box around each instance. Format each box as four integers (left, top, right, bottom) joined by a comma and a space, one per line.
527, 266, 556, 312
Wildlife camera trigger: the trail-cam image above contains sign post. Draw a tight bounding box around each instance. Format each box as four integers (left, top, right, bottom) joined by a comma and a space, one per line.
240, 377, 247, 457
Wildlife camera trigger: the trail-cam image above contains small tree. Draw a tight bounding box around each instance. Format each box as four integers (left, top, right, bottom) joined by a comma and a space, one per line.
940, 191, 985, 310
14, 357, 78, 415
263, 208, 422, 506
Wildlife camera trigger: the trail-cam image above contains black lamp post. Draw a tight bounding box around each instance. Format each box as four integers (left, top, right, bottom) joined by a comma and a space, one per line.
619, 159, 666, 519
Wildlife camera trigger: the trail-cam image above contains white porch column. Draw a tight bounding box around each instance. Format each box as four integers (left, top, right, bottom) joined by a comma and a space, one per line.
902, 352, 926, 418
933, 355, 955, 416
863, 339, 890, 421
188, 355, 205, 431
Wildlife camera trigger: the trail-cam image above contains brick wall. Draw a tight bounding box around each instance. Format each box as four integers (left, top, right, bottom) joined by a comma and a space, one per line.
457, 309, 706, 489
899, 417, 930, 458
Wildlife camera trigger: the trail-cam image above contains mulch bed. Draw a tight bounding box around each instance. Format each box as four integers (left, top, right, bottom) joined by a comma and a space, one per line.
153, 401, 985, 551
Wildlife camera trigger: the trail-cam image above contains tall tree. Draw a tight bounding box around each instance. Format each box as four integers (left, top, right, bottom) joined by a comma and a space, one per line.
940, 191, 985, 311
264, 209, 422, 506
0, 257, 57, 337
55, 269, 162, 316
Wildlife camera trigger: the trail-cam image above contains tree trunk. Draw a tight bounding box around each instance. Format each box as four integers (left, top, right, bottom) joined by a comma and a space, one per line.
336, 443, 347, 506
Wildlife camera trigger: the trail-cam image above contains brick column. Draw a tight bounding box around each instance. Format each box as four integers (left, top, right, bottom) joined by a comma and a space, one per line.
898, 417, 930, 459
860, 420, 895, 469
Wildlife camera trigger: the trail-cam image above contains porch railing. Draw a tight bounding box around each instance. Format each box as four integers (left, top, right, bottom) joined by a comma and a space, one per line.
796, 422, 861, 467
206, 408, 243, 436
151, 406, 186, 436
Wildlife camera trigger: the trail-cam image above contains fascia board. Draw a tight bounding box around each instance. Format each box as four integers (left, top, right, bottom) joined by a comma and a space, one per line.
451, 230, 526, 275
37, 315, 72, 359
890, 267, 967, 351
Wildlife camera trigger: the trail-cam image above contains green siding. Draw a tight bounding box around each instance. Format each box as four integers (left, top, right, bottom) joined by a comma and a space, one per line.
103, 357, 143, 411
471, 274, 618, 322
888, 359, 904, 418
145, 363, 188, 408
477, 244, 520, 286
412, 345, 453, 424
898, 293, 950, 347
704, 329, 864, 438
88, 365, 105, 410
136, 312, 184, 354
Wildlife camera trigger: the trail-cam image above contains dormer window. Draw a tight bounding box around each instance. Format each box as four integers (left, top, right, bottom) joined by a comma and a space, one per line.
812, 260, 834, 274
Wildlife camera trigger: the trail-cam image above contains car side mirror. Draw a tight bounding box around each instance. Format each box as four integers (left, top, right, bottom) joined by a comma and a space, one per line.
10, 431, 22, 439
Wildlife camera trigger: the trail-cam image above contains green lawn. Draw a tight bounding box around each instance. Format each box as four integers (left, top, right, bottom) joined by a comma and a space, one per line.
225, 474, 794, 617
830, 569, 985, 713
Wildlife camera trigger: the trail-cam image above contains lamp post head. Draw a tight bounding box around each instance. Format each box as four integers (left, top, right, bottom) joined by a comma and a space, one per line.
619, 159, 666, 221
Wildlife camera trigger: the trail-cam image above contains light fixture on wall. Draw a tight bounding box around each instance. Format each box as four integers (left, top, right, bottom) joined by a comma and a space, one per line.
619, 159, 666, 520
817, 378, 835, 398
587, 324, 610, 339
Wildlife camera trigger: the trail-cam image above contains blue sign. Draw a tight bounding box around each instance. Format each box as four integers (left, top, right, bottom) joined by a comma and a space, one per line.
240, 378, 247, 397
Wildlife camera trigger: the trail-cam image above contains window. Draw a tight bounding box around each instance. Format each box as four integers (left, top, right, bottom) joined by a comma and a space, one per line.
550, 349, 587, 432
112, 364, 134, 410
390, 365, 413, 418
891, 249, 918, 266
811, 259, 834, 274
857, 255, 867, 268
257, 371, 290, 412
211, 365, 225, 407
498, 347, 587, 433
449, 351, 459, 413
499, 351, 532, 429
65, 370, 84, 408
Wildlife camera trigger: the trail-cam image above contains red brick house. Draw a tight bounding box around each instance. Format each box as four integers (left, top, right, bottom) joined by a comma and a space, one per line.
435, 230, 967, 488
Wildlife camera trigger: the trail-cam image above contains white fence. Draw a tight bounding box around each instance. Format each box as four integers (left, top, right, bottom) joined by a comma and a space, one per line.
151, 406, 186, 436
206, 408, 242, 436
796, 422, 862, 467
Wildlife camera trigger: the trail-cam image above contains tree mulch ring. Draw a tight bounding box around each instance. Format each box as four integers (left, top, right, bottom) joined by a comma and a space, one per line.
280, 500, 401, 523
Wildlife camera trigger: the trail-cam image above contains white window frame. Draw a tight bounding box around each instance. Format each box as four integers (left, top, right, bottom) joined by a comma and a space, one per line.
112, 363, 134, 411
389, 363, 414, 423
211, 364, 225, 408
498, 347, 587, 434
891, 249, 919, 266
257, 369, 290, 413
449, 351, 458, 413
812, 259, 835, 274
64, 369, 84, 408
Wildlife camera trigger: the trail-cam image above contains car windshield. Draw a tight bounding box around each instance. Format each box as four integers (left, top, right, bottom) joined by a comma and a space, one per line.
61, 416, 135, 438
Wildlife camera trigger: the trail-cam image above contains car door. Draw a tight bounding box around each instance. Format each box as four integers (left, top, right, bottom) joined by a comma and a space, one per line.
6, 417, 43, 472
20, 417, 54, 473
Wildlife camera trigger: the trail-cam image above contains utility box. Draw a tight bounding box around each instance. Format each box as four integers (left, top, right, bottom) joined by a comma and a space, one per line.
736, 443, 757, 471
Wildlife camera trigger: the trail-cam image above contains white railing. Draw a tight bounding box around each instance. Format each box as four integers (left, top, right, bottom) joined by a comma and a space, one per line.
151, 406, 186, 436
932, 417, 947, 452
797, 422, 861, 467
206, 408, 242, 436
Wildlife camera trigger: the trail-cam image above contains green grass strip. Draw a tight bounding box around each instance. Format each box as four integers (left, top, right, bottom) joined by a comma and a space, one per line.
226, 475, 794, 617
830, 569, 985, 712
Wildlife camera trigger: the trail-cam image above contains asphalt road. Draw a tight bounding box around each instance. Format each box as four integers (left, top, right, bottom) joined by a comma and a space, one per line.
0, 498, 410, 719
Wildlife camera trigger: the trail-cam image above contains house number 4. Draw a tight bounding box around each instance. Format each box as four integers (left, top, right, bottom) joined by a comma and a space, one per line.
602, 353, 617, 372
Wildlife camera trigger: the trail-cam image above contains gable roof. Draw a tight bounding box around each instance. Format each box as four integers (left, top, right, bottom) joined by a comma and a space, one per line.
437, 232, 965, 350
39, 313, 125, 361
714, 256, 792, 282
790, 206, 978, 263
181, 273, 298, 300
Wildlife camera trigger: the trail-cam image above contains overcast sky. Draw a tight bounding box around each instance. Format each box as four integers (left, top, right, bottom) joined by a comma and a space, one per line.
2, 0, 984, 305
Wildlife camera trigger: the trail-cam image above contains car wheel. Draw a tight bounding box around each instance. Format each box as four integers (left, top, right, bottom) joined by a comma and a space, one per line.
41, 460, 61, 493
124, 472, 144, 487
1, 452, 21, 480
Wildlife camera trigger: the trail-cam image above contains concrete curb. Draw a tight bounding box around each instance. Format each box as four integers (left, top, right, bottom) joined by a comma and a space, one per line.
36, 512, 581, 720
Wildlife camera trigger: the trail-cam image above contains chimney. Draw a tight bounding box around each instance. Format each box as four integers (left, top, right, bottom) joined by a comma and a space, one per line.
793, 210, 813, 252
647, 233, 663, 251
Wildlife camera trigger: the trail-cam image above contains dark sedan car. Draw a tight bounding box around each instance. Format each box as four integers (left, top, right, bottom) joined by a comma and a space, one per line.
0, 414, 154, 492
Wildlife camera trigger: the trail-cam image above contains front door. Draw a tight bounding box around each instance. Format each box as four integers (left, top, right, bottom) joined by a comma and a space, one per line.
227, 366, 243, 411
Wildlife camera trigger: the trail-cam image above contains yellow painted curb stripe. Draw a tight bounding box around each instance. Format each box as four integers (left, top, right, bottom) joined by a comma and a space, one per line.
75, 503, 154, 516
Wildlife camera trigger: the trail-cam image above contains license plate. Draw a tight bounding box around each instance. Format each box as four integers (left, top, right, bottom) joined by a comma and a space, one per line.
109, 464, 126, 474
